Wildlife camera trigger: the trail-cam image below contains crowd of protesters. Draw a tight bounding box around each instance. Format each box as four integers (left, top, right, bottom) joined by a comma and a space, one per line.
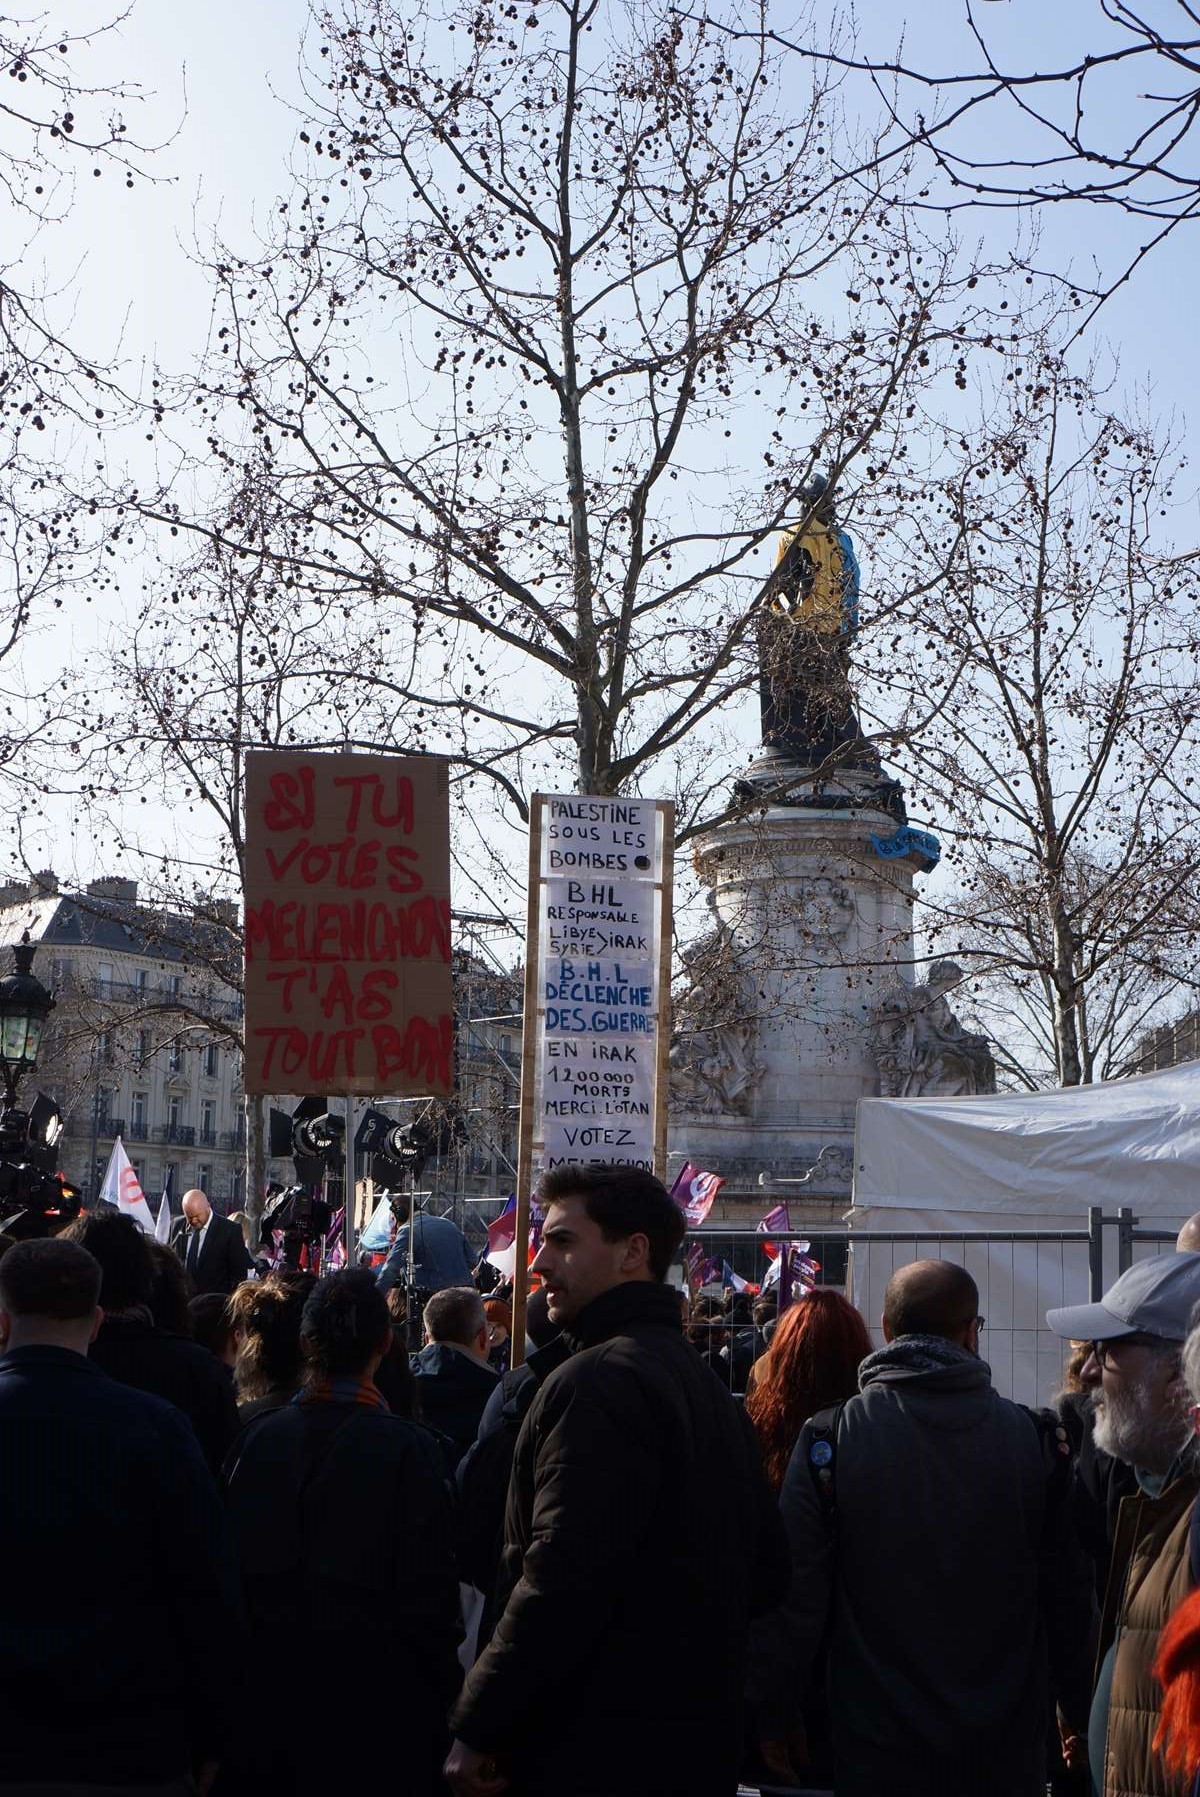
7, 1171, 1200, 1795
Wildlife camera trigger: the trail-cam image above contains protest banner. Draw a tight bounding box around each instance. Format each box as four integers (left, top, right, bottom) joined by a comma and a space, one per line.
511, 793, 674, 1359
242, 750, 453, 1098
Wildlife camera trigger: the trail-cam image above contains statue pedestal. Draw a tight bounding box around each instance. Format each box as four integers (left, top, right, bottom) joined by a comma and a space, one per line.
669, 752, 931, 1216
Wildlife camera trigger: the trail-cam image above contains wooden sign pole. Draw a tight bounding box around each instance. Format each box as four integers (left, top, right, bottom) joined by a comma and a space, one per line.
653, 802, 675, 1183
510, 800, 544, 1369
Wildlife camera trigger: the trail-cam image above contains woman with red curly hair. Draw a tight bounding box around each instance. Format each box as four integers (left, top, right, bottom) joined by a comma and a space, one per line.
745, 1288, 873, 1492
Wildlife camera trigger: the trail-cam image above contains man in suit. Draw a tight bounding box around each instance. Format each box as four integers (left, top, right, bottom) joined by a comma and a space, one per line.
0, 1236, 244, 1790
173, 1188, 253, 1298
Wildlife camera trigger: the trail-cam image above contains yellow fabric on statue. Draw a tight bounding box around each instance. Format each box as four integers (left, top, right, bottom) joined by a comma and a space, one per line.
771, 524, 847, 632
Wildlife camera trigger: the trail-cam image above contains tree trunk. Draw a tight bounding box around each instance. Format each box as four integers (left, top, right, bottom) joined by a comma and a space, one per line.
244, 1093, 267, 1244
1050, 938, 1084, 1085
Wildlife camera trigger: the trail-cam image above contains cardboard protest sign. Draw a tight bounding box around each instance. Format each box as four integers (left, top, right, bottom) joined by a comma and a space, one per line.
243, 751, 453, 1096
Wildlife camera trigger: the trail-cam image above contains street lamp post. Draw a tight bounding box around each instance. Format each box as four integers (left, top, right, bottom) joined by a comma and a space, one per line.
0, 932, 55, 1112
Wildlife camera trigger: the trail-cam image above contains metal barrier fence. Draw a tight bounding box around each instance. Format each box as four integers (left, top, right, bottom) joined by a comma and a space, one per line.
685, 1210, 1121, 1409
1115, 1203, 1178, 1271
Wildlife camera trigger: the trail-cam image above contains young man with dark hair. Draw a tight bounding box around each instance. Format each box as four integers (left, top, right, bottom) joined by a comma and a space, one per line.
66, 1208, 238, 1474
0, 1238, 243, 1793
444, 1165, 787, 1797
537, 1160, 685, 1281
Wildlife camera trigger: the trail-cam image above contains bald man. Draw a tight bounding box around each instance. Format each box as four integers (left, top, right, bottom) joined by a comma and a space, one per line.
170, 1190, 253, 1298
749, 1260, 1094, 1797
1178, 1214, 1200, 1254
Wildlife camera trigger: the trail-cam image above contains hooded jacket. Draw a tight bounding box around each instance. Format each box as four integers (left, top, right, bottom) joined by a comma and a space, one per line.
411, 1339, 499, 1468
450, 1279, 789, 1797
748, 1335, 1096, 1797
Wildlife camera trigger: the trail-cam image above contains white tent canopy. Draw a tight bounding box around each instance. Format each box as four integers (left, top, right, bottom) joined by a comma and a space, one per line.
848, 1061, 1200, 1405
854, 1060, 1200, 1214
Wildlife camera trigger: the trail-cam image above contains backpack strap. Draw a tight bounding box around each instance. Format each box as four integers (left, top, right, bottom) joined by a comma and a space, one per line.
805, 1402, 845, 1530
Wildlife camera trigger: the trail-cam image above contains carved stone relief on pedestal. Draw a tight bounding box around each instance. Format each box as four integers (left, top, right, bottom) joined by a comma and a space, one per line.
669, 908, 766, 1117
868, 959, 997, 1097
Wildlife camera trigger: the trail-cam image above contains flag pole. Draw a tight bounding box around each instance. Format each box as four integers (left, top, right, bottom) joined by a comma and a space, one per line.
343, 1095, 357, 1267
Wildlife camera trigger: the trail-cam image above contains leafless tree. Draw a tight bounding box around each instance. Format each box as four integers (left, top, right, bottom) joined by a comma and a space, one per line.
750, 1, 1200, 324
48, 494, 367, 1220
0, 7, 160, 757
108, 0, 1010, 838
876, 343, 1200, 1084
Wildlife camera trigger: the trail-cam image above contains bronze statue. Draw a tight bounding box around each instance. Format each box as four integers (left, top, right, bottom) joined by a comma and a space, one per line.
756, 479, 879, 776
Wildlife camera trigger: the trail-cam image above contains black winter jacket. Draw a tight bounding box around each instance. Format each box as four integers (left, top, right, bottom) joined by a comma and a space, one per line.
0, 1346, 243, 1784
451, 1280, 789, 1797
748, 1336, 1097, 1797
456, 1335, 571, 1648
412, 1339, 499, 1468
224, 1393, 462, 1796
89, 1313, 239, 1475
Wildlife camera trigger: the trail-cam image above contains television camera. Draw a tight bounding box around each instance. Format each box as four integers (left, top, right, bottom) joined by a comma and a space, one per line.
265, 1097, 347, 1266
0, 1093, 81, 1238
265, 1098, 438, 1271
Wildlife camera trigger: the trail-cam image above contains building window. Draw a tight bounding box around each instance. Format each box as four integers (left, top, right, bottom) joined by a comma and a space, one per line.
138, 1029, 151, 1063
167, 974, 182, 998
134, 968, 148, 993
51, 957, 73, 984
98, 1030, 115, 1065
168, 1044, 183, 1075
196, 1163, 210, 1194
168, 1096, 182, 1130
96, 961, 114, 997
200, 1099, 215, 1142
203, 1042, 218, 1078
132, 1092, 147, 1132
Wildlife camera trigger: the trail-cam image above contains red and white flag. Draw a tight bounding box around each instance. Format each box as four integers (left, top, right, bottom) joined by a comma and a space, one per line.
670, 1163, 725, 1229
486, 1196, 542, 1279
485, 1195, 518, 1274
99, 1137, 157, 1236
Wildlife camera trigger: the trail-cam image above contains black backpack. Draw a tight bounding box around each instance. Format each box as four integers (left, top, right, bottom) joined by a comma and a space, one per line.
804, 1399, 1073, 1531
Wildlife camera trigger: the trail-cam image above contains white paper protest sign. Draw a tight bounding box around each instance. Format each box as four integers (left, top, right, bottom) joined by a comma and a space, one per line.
520, 795, 673, 1179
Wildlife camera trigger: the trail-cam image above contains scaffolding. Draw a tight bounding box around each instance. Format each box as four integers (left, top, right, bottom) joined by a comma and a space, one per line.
371, 909, 523, 1247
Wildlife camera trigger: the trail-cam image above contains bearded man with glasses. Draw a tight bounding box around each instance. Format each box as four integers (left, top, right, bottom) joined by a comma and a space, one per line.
1048, 1253, 1200, 1797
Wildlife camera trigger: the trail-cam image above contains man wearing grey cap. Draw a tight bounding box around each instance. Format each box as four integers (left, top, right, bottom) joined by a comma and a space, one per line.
1048, 1252, 1200, 1797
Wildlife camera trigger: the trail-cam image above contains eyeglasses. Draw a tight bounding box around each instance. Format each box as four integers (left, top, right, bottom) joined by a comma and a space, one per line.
1090, 1335, 1165, 1370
